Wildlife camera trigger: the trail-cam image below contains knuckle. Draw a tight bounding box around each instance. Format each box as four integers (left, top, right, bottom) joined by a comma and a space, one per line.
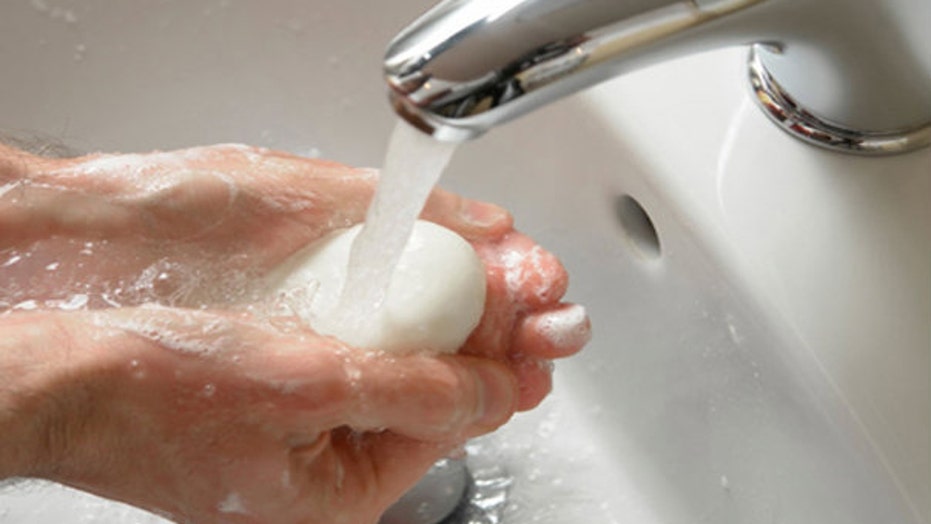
415, 364, 473, 429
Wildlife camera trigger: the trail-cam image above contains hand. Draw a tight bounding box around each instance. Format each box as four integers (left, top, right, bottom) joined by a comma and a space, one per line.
0, 144, 590, 524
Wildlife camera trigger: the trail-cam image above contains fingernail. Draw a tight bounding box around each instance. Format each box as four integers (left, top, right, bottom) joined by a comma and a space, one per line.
459, 200, 509, 229
472, 362, 517, 428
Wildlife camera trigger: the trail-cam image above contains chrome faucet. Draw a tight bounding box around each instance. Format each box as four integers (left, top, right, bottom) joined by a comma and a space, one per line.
384, 0, 930, 155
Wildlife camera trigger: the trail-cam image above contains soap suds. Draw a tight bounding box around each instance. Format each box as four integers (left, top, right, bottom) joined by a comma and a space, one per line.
45, 293, 89, 311
500, 243, 559, 304
501, 248, 526, 298
61, 149, 238, 217
70, 152, 165, 178
536, 304, 591, 351
91, 307, 239, 357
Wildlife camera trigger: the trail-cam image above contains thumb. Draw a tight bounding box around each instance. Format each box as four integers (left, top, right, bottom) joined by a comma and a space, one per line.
420, 189, 513, 242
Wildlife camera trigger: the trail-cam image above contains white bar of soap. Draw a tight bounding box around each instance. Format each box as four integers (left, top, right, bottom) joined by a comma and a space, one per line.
265, 220, 486, 354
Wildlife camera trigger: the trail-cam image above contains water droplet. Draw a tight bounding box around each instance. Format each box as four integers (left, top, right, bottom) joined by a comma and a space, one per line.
45, 261, 60, 271
101, 291, 123, 308
52, 293, 88, 310
2, 254, 22, 267
13, 299, 39, 311
128, 359, 147, 379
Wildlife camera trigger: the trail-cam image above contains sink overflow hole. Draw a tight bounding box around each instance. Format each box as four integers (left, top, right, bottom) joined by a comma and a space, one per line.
613, 195, 661, 259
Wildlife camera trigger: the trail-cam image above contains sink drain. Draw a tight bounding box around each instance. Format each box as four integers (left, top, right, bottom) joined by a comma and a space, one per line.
440, 465, 512, 524
379, 458, 470, 524
379, 458, 512, 524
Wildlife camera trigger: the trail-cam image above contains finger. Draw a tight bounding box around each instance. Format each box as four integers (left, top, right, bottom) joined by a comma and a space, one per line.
511, 355, 554, 411
512, 303, 591, 359
460, 234, 572, 361
344, 353, 519, 441
474, 232, 569, 309
420, 188, 513, 242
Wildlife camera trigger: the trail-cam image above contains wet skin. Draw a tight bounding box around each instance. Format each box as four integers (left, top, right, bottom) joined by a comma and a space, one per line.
0, 144, 590, 524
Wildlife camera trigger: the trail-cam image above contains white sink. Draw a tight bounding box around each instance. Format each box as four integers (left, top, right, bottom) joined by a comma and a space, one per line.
1, 1, 928, 523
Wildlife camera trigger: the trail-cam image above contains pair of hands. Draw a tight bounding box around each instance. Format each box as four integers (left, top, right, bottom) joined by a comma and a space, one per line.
0, 144, 589, 524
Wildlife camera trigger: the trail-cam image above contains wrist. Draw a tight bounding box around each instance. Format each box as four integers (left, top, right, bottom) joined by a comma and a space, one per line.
0, 313, 113, 480
0, 143, 34, 184
0, 315, 50, 478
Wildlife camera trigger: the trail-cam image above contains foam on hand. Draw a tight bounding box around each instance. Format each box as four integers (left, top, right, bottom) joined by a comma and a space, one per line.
265, 220, 486, 354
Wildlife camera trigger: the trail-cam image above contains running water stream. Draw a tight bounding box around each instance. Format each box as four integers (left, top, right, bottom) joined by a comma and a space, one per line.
323, 121, 458, 335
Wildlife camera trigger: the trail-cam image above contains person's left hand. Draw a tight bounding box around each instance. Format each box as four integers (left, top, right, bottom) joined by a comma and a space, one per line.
2, 143, 586, 408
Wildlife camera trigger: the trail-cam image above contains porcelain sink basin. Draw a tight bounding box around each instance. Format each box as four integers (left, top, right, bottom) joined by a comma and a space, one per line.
1, 1, 928, 523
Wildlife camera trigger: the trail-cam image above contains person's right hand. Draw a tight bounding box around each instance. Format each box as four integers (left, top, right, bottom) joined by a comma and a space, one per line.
3, 305, 522, 524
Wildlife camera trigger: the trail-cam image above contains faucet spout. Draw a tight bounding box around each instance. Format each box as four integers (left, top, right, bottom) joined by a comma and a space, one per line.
384, 0, 766, 142
385, 0, 931, 154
